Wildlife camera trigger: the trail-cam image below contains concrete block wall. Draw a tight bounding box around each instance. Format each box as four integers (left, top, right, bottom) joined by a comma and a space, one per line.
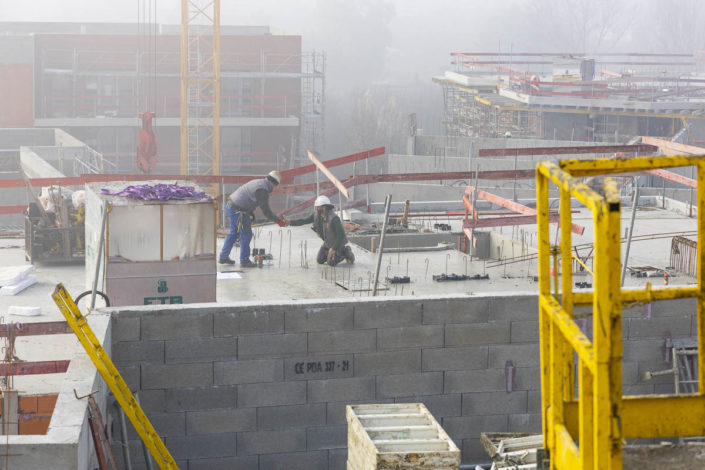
108, 293, 696, 468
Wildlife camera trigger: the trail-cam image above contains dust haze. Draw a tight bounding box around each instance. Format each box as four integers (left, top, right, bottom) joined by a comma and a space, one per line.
2, 0, 705, 155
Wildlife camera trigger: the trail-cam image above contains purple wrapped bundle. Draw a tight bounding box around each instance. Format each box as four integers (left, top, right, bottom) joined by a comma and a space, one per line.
100, 183, 212, 201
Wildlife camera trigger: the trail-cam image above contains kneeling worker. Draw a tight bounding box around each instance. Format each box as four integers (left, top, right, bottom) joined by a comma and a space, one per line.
288, 195, 354, 266
220, 170, 285, 267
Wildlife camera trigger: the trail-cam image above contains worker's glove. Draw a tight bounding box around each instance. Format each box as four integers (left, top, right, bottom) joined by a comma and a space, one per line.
327, 248, 336, 262
277, 219, 286, 227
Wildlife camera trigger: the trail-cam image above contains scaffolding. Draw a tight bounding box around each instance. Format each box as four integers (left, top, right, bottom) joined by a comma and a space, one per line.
180, 0, 221, 176
296, 51, 326, 169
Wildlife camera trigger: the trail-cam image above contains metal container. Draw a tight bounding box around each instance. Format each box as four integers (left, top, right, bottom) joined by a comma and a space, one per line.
85, 181, 217, 307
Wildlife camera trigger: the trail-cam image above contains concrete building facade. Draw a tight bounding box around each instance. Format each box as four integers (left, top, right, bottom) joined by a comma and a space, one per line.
0, 22, 325, 175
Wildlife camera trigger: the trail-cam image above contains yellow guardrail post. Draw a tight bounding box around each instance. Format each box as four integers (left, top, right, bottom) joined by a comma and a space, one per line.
52, 283, 179, 470
537, 154, 705, 470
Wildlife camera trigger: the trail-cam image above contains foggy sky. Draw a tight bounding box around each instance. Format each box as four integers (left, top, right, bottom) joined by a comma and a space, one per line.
4, 0, 705, 89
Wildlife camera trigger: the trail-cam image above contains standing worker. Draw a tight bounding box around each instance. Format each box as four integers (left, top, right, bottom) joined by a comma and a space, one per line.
287, 195, 355, 266
220, 171, 286, 267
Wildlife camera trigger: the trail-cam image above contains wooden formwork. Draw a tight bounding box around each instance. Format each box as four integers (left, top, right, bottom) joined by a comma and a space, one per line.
346, 403, 460, 470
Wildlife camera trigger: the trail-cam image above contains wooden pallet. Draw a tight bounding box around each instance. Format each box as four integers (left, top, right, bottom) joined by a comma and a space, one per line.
347, 403, 460, 470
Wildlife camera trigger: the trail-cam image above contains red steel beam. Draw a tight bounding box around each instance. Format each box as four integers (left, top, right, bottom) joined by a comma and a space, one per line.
647, 169, 697, 188
0, 321, 72, 337
478, 144, 657, 157
641, 136, 705, 156
0, 147, 386, 189
0, 360, 70, 376
466, 186, 585, 235
463, 214, 560, 229
280, 147, 385, 181
0, 205, 25, 215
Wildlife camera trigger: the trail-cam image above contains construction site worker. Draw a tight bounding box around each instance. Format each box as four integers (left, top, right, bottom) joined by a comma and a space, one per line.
219, 170, 286, 267
287, 195, 355, 266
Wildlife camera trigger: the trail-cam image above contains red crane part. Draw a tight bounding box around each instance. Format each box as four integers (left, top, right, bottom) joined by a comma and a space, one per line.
137, 112, 158, 173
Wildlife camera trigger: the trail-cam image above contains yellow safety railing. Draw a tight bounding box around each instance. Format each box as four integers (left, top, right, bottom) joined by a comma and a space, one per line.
53, 283, 179, 469
536, 155, 705, 470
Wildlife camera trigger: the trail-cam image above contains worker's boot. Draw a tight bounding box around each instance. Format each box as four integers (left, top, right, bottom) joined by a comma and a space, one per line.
219, 257, 236, 265
344, 246, 355, 264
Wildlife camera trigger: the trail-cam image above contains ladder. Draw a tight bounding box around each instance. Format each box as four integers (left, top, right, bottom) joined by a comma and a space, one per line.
52, 283, 178, 469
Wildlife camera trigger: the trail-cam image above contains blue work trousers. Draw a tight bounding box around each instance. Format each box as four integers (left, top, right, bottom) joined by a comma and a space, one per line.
220, 205, 252, 263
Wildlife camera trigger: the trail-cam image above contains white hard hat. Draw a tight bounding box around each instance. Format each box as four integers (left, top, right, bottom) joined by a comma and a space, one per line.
314, 195, 331, 207
267, 170, 282, 185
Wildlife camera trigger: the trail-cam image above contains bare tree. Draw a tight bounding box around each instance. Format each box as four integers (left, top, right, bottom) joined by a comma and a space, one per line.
526, 0, 637, 53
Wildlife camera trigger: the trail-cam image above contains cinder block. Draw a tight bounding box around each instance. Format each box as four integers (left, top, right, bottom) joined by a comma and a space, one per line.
514, 367, 541, 391
650, 297, 696, 316
508, 413, 542, 433
187, 408, 256, 435
214, 359, 283, 385
308, 329, 376, 354
376, 372, 443, 398
461, 438, 488, 465
326, 398, 395, 425
307, 377, 375, 403
444, 369, 506, 394
257, 403, 326, 430
377, 325, 444, 350
422, 346, 488, 371
259, 451, 328, 470
135, 389, 165, 413
112, 315, 140, 341
165, 386, 237, 412
488, 296, 538, 321
422, 298, 490, 325
214, 309, 284, 337
285, 306, 354, 332
307, 425, 347, 450
141, 311, 213, 340
127, 412, 185, 440
624, 384, 655, 395
445, 322, 510, 346
354, 301, 422, 329
113, 340, 164, 364
141, 363, 212, 390
165, 337, 237, 363
654, 382, 676, 394
394, 394, 462, 418
165, 432, 237, 460
628, 315, 691, 339
329, 448, 347, 470
237, 429, 306, 455
116, 364, 141, 391
528, 390, 541, 413
488, 343, 540, 368
462, 390, 527, 415
623, 339, 667, 363
355, 350, 421, 376
622, 361, 640, 385
442, 414, 507, 440
238, 333, 307, 358
510, 320, 539, 343
188, 456, 259, 470
237, 381, 306, 407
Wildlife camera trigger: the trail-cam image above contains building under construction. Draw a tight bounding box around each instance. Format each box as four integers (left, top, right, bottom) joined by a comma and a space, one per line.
3, 22, 705, 470
434, 52, 705, 143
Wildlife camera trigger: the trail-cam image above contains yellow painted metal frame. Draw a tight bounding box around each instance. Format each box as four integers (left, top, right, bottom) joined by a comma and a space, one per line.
53, 284, 178, 469
536, 154, 705, 470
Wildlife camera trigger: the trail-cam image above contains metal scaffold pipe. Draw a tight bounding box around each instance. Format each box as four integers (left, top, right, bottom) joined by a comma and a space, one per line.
372, 195, 392, 296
